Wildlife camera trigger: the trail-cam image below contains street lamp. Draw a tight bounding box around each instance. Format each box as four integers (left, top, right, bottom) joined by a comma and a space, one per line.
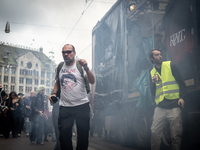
5, 21, 10, 33
130, 4, 136, 11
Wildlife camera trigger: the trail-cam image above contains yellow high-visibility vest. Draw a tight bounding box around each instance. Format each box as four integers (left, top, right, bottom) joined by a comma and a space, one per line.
150, 61, 180, 105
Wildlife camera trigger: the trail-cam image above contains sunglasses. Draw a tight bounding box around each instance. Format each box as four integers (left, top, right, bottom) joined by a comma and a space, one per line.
62, 51, 73, 54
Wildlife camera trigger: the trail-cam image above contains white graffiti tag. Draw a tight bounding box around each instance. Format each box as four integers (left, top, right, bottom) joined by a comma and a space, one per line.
170, 29, 185, 47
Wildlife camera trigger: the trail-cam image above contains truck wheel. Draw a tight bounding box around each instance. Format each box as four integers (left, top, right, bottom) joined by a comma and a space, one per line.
116, 108, 132, 146
133, 109, 150, 149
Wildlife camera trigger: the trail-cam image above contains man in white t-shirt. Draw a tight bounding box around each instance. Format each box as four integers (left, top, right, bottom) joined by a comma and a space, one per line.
49, 44, 95, 150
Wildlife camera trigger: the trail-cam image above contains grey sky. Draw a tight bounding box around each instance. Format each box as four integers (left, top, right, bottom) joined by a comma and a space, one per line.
0, 0, 117, 66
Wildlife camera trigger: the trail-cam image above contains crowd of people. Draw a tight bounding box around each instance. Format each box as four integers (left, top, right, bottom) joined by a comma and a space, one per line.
0, 84, 59, 149
0, 44, 95, 150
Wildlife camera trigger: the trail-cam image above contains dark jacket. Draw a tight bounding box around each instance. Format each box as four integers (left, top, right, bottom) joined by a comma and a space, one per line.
24, 96, 33, 117
9, 98, 23, 116
30, 93, 45, 123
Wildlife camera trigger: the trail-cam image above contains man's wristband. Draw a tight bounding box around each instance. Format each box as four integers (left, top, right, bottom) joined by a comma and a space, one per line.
53, 93, 57, 95
84, 67, 89, 72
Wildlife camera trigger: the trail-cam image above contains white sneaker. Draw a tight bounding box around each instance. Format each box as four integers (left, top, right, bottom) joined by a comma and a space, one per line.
26, 133, 29, 136
0, 134, 3, 137
18, 134, 21, 137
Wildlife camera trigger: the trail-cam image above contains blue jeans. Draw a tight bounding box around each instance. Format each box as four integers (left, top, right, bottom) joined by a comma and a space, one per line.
25, 117, 32, 133
30, 115, 44, 143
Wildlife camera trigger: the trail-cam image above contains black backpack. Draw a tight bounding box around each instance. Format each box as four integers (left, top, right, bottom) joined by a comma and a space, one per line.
56, 61, 90, 98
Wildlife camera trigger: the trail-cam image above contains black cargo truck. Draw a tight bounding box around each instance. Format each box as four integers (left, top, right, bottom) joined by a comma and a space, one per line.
90, 0, 200, 149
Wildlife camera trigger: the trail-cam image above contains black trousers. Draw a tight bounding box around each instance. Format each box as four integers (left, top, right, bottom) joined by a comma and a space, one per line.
58, 102, 90, 150
11, 112, 22, 138
1, 114, 11, 138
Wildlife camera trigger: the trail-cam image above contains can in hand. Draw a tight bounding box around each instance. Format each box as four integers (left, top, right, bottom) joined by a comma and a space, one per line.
51, 96, 58, 103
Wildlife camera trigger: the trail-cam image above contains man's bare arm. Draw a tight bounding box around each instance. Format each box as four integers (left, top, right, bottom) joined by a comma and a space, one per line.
85, 70, 95, 84
49, 80, 59, 103
78, 59, 95, 84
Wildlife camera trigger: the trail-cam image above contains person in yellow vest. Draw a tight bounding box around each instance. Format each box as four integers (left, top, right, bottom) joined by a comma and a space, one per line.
149, 49, 187, 150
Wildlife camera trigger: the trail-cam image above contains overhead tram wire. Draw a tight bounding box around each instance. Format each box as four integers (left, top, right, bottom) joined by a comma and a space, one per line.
0, 20, 72, 30
82, 0, 94, 15
55, 0, 94, 56
77, 44, 91, 57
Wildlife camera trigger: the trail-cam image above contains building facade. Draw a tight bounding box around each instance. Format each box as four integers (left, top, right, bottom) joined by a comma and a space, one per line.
0, 44, 56, 97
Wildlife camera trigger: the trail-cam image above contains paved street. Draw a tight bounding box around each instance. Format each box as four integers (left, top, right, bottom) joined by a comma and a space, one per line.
0, 132, 138, 150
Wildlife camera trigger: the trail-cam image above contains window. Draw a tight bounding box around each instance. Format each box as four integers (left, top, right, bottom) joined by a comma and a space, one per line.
11, 77, 15, 83
19, 77, 24, 84
52, 73, 55, 79
33, 70, 39, 77
47, 72, 51, 78
34, 70, 36, 76
26, 70, 33, 76
41, 71, 45, 78
21, 61, 23, 66
52, 80, 55, 86
3, 85, 8, 91
46, 88, 50, 94
36, 63, 38, 67
20, 69, 25, 75
19, 86, 23, 92
34, 87, 37, 92
11, 68, 16, 74
24, 69, 28, 76
4, 67, 8, 74
26, 78, 32, 84
46, 80, 50, 87
27, 62, 32, 69
26, 86, 32, 92
4, 76, 8, 82
11, 85, 15, 91
41, 80, 44, 85
0, 66, 2, 73
35, 79, 38, 85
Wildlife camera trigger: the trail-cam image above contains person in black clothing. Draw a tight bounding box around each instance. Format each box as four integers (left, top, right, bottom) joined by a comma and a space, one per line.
9, 91, 23, 138
1, 90, 12, 139
18, 93, 25, 136
30, 85, 46, 145
0, 90, 9, 138
149, 49, 187, 150
0, 84, 4, 136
